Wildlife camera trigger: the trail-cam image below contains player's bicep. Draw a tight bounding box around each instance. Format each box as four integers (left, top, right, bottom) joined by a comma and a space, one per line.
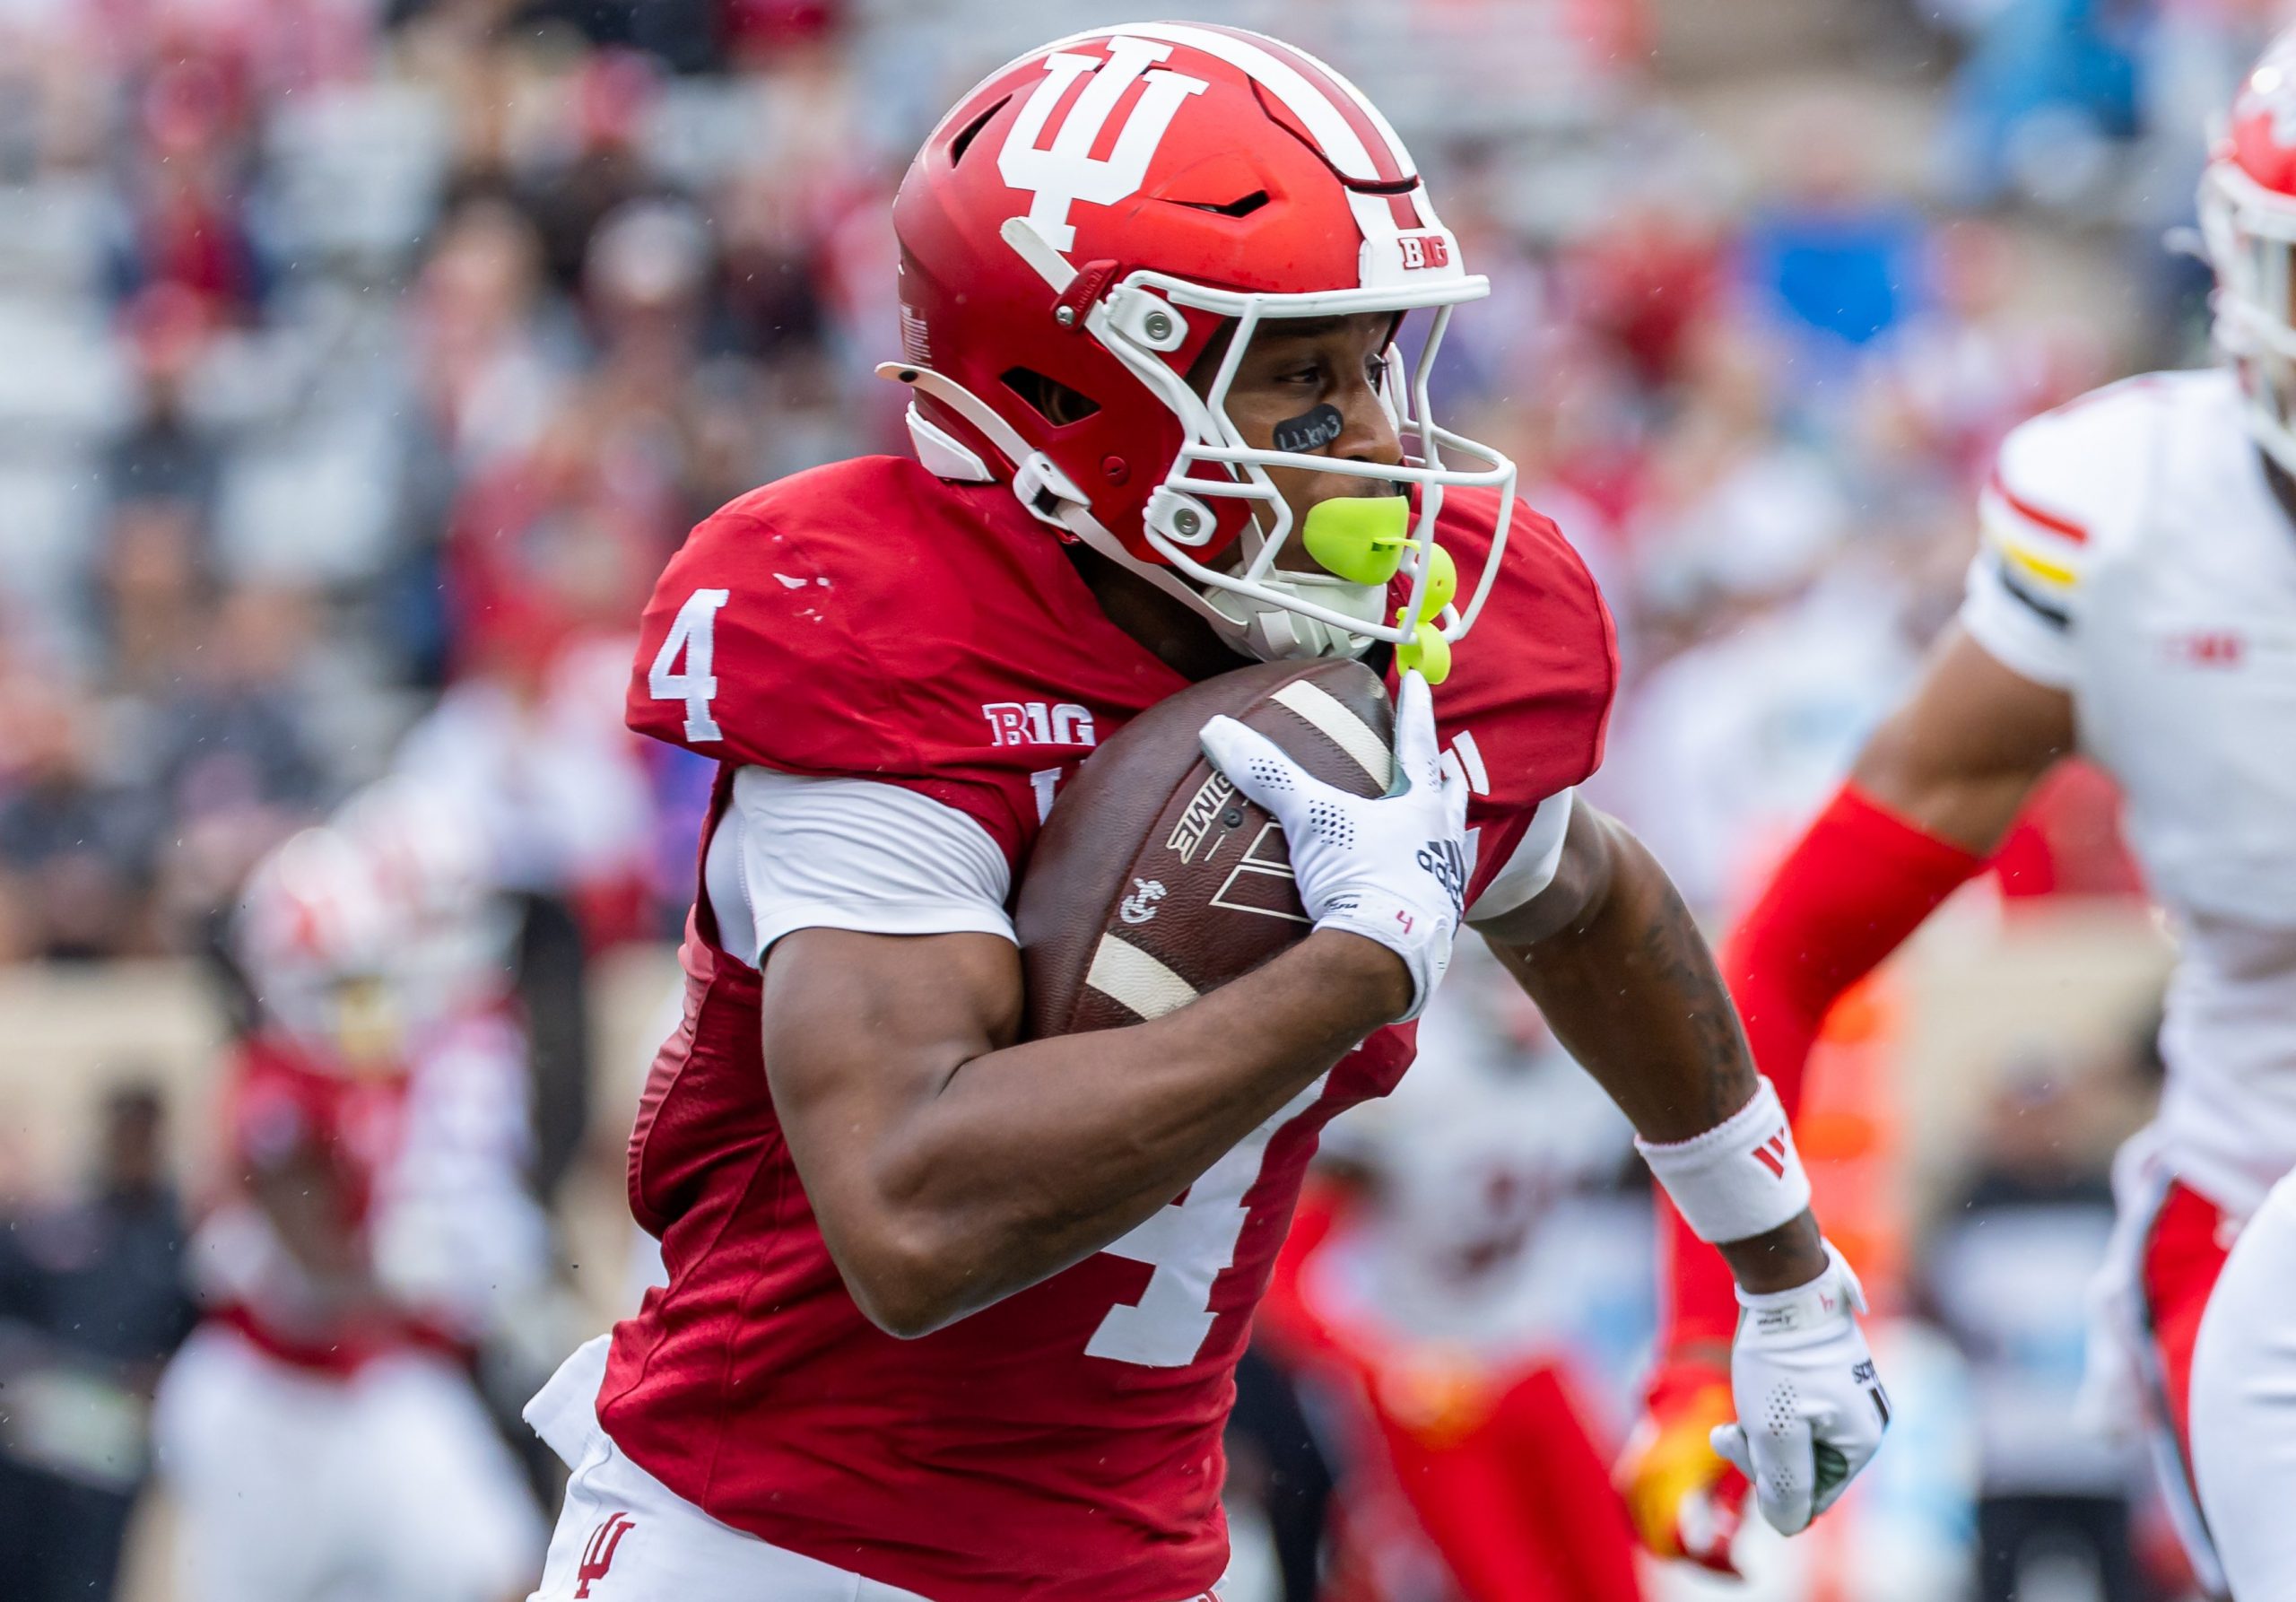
724, 766, 1026, 1287
761, 927, 1022, 1140
761, 928, 1024, 1290
1850, 623, 2076, 853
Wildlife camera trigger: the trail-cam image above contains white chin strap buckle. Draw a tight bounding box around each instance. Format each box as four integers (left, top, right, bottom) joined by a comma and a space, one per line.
1231, 596, 1370, 662
1013, 451, 1088, 526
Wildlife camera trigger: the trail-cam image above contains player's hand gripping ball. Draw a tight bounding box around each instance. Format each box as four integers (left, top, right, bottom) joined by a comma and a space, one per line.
1198, 669, 1471, 1018
1018, 658, 1405, 1038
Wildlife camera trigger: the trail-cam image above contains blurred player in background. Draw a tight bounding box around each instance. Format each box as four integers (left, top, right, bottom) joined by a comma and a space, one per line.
1260, 939, 1644, 1602
1621, 28, 2296, 1598
153, 791, 547, 1602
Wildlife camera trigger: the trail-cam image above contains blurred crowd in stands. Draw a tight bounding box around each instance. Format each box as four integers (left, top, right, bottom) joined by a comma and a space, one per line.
0, 0, 2282, 1598
0, 0, 2266, 966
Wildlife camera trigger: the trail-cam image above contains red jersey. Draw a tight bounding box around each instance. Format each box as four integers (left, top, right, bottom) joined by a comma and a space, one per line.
607, 456, 1616, 1599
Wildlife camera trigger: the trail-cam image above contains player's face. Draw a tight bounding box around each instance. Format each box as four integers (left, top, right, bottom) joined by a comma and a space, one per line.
1209, 312, 1405, 572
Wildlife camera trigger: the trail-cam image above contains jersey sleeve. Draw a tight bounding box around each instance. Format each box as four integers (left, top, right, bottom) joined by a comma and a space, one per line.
1505, 503, 1620, 792
1465, 787, 1573, 925
709, 767, 1014, 966
631, 505, 912, 771
1961, 467, 2083, 688
627, 492, 1031, 866
1434, 495, 1619, 919
1958, 378, 2161, 690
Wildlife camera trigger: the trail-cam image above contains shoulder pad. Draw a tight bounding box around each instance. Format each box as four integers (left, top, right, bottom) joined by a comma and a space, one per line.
626, 458, 950, 777
1980, 372, 2189, 608
1431, 492, 1618, 803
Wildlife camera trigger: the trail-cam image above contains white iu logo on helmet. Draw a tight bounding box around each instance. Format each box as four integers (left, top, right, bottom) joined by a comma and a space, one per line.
998, 36, 1209, 252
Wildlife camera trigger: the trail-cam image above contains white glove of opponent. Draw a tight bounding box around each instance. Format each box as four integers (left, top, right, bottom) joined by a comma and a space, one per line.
1198, 669, 1473, 1022
1714, 1241, 1891, 1536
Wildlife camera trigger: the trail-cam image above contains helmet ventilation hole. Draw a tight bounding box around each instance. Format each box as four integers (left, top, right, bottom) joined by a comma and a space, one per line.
1001, 368, 1101, 428
1172, 191, 1270, 219
947, 96, 1010, 168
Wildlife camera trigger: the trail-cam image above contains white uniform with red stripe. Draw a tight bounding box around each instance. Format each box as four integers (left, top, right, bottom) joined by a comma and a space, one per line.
1959, 365, 2296, 1589
156, 1023, 547, 1602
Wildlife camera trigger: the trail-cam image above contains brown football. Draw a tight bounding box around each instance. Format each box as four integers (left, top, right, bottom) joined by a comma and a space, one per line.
1019, 657, 1396, 1039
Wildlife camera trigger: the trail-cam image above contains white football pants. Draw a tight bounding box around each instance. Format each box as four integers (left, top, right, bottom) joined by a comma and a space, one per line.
153, 1323, 544, 1602
2192, 1167, 2296, 1600
525, 1336, 938, 1601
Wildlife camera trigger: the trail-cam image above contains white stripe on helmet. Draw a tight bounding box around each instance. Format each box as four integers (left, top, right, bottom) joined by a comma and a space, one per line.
1034, 22, 1440, 271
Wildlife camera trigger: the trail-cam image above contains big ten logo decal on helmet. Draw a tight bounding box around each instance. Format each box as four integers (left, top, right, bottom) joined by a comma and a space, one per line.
997, 36, 1209, 251
982, 701, 1099, 748
1397, 233, 1451, 270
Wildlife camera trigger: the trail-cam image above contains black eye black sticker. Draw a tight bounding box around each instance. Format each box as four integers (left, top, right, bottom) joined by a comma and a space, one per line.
1272, 404, 1344, 455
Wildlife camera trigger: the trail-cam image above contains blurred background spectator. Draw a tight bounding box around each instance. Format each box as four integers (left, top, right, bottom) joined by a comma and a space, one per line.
1924, 1041, 2154, 1602
0, 1082, 195, 1602
0, 0, 2212, 964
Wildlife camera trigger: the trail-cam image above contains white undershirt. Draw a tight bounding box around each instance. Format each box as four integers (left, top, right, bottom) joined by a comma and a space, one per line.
704, 768, 1573, 971
1466, 788, 1574, 925
705, 767, 1015, 967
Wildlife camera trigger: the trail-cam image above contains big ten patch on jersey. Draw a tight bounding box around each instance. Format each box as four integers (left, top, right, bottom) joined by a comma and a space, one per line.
625, 461, 1614, 892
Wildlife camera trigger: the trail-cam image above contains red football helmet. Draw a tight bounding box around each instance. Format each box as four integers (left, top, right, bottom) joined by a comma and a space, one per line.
2205, 26, 2296, 474
335, 776, 513, 1022
235, 824, 407, 1070
888, 22, 1514, 665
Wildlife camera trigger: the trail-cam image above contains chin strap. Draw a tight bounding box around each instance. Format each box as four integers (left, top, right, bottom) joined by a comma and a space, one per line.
876, 361, 1092, 529
1209, 573, 1383, 661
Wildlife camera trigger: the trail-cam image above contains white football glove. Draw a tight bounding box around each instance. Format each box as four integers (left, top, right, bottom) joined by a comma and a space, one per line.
1199, 669, 1473, 1022
1712, 1241, 1891, 1537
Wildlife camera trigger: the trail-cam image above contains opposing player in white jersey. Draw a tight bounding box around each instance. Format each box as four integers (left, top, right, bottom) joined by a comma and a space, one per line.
1622, 31, 2296, 1597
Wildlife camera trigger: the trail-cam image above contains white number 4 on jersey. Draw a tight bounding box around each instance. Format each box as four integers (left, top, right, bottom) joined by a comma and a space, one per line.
1086, 1073, 1326, 1367
650, 588, 731, 743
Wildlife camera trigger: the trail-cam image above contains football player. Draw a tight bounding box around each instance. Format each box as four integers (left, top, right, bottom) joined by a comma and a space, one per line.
525, 26, 1886, 1602
154, 820, 544, 1602
1622, 30, 2296, 1596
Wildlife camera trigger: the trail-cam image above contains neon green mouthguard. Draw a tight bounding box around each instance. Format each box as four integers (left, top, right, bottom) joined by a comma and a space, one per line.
1299, 495, 1460, 684
1300, 495, 1413, 584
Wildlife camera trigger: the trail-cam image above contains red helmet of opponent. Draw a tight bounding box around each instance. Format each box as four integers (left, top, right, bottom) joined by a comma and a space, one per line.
2205, 25, 2296, 475
234, 824, 407, 1072
888, 22, 1514, 666
335, 776, 512, 1021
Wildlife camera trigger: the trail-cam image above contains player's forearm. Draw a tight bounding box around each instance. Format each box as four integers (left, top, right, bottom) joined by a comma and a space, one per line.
854, 932, 1405, 1335
1491, 811, 1753, 1137
1488, 812, 1827, 1293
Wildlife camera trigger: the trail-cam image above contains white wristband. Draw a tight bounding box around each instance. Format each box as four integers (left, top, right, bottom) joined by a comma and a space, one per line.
1636, 1077, 1812, 1245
